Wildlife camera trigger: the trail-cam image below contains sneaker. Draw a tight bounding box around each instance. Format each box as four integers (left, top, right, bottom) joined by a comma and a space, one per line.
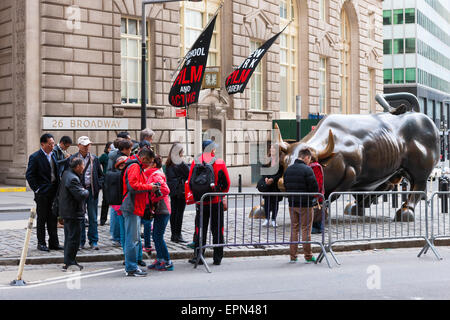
213, 260, 221, 266
262, 219, 269, 227
187, 242, 196, 249
90, 244, 99, 250
271, 220, 278, 228
289, 257, 298, 264
164, 261, 174, 271
305, 256, 317, 264
126, 269, 147, 277
61, 264, 69, 272
156, 261, 174, 271
138, 260, 147, 267
148, 259, 160, 270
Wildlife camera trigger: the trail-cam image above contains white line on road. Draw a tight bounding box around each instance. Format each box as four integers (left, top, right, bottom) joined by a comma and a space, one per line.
0, 268, 122, 290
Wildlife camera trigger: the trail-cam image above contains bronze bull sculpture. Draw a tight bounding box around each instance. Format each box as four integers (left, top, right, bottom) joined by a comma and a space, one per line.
276, 93, 440, 221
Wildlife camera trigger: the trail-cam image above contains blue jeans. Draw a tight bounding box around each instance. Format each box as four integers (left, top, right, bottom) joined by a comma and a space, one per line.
109, 207, 121, 242
142, 218, 153, 248
80, 190, 99, 246
152, 214, 170, 262
120, 213, 142, 270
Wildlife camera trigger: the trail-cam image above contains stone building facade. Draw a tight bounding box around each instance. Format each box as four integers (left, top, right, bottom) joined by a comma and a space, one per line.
0, 0, 383, 186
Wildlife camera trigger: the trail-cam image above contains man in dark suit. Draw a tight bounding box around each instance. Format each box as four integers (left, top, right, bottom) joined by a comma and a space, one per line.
26, 133, 62, 252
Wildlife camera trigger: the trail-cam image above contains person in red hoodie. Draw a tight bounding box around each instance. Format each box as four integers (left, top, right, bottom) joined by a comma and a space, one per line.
145, 155, 174, 271
187, 140, 230, 266
120, 148, 158, 277
309, 152, 325, 234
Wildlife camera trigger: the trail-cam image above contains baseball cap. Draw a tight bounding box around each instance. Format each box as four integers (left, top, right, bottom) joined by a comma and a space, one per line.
202, 139, 218, 152
77, 136, 92, 146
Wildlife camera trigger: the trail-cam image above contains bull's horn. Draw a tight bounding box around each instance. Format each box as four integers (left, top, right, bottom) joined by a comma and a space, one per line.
318, 129, 335, 160
274, 123, 288, 153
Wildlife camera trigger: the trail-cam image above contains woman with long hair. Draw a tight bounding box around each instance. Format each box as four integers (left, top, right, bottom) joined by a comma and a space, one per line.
165, 143, 190, 243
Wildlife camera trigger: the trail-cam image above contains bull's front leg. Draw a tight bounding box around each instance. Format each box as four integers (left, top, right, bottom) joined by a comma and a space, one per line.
394, 179, 425, 222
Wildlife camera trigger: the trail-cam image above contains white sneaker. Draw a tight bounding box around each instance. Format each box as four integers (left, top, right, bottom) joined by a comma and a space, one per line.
262, 219, 269, 227
271, 220, 278, 228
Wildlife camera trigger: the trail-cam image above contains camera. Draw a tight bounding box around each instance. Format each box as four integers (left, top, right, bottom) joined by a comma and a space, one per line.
153, 182, 163, 197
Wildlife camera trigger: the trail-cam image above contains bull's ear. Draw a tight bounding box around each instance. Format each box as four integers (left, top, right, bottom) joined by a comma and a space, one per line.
320, 153, 336, 167
274, 123, 288, 153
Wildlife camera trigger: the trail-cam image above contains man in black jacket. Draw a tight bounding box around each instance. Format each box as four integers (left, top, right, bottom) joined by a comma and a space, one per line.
283, 148, 319, 263
26, 133, 62, 252
60, 158, 89, 271
53, 136, 72, 177
67, 136, 104, 250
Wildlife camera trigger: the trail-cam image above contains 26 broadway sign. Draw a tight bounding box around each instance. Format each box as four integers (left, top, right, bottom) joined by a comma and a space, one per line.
43, 117, 129, 130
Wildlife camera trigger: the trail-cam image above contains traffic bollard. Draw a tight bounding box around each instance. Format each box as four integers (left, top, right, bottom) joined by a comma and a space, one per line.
10, 207, 36, 286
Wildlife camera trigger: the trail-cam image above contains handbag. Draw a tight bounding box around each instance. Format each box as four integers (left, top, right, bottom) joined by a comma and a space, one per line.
313, 203, 328, 223
185, 181, 195, 205
256, 177, 270, 193
222, 197, 228, 211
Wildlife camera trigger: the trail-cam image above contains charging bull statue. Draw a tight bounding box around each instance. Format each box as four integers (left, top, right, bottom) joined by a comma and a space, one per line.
276, 93, 440, 221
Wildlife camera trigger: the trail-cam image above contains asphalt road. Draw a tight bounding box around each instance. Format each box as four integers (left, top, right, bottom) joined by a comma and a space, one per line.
1, 247, 449, 300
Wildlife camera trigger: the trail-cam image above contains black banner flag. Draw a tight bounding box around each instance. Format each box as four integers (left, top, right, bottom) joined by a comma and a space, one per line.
225, 29, 286, 95
169, 15, 217, 108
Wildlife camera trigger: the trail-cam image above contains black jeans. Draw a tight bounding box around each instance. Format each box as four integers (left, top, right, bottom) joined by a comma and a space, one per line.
100, 194, 108, 224
193, 202, 224, 263
35, 187, 59, 247
170, 195, 186, 237
263, 196, 280, 220
63, 219, 82, 266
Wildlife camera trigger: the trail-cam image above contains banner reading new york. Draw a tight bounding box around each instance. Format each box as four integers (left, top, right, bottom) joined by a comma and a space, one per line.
169, 14, 217, 107
225, 28, 286, 95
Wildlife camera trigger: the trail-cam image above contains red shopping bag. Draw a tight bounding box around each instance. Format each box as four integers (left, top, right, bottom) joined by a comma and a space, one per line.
185, 181, 195, 205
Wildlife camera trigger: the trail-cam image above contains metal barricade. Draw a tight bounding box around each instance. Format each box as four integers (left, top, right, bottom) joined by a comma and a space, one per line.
324, 191, 441, 264
420, 192, 449, 259
194, 192, 331, 272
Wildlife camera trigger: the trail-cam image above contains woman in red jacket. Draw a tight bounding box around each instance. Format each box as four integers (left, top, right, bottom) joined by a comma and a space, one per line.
309, 153, 325, 234
145, 155, 173, 271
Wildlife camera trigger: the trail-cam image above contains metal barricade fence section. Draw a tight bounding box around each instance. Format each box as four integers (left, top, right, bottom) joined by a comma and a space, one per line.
430, 192, 450, 242
196, 192, 331, 272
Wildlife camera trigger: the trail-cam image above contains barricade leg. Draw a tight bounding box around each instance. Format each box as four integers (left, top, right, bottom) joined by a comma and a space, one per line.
317, 244, 340, 266
418, 237, 442, 260
317, 243, 332, 268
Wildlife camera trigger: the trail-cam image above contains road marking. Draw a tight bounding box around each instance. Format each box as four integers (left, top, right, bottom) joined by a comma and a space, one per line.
0, 268, 122, 290
0, 187, 27, 192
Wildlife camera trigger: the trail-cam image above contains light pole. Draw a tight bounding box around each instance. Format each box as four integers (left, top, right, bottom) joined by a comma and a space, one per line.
141, 0, 202, 130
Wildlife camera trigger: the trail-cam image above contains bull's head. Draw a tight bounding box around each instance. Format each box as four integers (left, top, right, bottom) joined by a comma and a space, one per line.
274, 123, 337, 192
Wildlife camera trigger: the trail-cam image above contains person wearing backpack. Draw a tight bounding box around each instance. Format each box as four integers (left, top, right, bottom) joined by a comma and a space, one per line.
145, 156, 174, 271
165, 142, 190, 243
120, 148, 158, 277
187, 140, 230, 266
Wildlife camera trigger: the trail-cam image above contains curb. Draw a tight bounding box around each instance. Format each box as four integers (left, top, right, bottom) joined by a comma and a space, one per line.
1, 238, 449, 266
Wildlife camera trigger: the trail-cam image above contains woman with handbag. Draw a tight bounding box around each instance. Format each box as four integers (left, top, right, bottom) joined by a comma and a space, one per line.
309, 152, 326, 234
146, 155, 174, 271
165, 143, 190, 243
258, 145, 284, 228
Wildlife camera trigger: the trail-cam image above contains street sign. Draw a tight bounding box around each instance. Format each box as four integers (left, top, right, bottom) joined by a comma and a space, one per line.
176, 109, 187, 117
43, 117, 128, 130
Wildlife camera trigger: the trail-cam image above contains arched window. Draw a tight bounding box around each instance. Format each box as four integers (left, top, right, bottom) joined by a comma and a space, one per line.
279, 0, 298, 115
180, 0, 220, 67
339, 9, 351, 114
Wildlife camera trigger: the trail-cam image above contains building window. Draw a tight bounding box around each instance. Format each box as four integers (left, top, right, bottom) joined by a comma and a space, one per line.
405, 8, 415, 24
393, 9, 404, 24
121, 18, 149, 105
319, 0, 326, 22
405, 38, 415, 54
394, 68, 404, 84
279, 1, 297, 114
393, 39, 404, 54
280, 0, 288, 19
250, 40, 263, 110
368, 69, 375, 113
340, 9, 351, 114
181, 0, 221, 67
384, 69, 392, 84
319, 57, 328, 114
383, 10, 392, 25
405, 68, 416, 83
383, 39, 392, 55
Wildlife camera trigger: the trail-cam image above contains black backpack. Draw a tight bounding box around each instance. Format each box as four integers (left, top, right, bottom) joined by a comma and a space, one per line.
103, 160, 139, 205
189, 157, 216, 202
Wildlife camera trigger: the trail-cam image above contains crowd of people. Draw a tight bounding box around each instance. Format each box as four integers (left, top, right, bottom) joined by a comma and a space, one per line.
25, 129, 325, 275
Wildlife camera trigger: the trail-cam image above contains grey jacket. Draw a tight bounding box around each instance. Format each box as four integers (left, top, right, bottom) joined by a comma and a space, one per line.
59, 168, 89, 220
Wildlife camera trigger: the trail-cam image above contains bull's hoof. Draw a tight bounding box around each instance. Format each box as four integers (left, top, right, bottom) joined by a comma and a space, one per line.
344, 202, 365, 216
394, 208, 415, 222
